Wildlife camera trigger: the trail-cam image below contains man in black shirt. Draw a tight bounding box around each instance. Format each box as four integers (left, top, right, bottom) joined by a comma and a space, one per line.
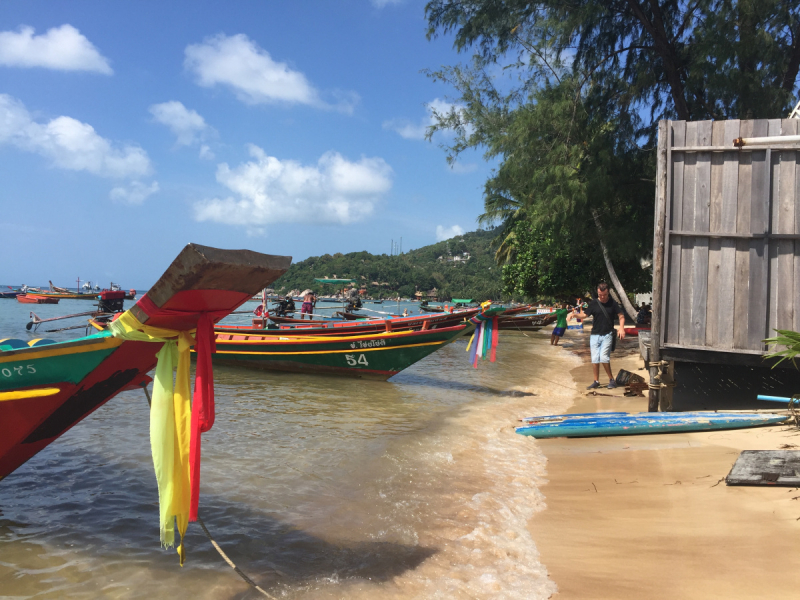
574, 282, 626, 389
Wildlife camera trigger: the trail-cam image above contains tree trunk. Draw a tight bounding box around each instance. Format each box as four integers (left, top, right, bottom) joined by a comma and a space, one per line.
592, 209, 637, 320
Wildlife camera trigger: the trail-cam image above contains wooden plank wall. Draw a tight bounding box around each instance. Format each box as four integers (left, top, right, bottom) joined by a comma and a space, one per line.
662, 119, 800, 354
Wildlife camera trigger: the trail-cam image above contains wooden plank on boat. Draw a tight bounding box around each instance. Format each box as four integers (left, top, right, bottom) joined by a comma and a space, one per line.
130, 244, 291, 329
726, 450, 800, 486
717, 120, 741, 349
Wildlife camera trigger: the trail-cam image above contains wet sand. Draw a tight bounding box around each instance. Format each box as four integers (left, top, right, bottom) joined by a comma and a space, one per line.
528, 334, 800, 598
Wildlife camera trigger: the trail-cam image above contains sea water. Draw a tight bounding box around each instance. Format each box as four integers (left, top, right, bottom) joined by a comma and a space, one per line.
0, 298, 579, 599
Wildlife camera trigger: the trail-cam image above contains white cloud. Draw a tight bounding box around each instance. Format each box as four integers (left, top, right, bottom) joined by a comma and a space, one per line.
0, 25, 112, 74
371, 0, 404, 7
383, 98, 466, 140
199, 144, 215, 160
0, 94, 151, 178
185, 33, 358, 113
436, 224, 464, 241
194, 145, 392, 227
149, 101, 210, 146
110, 181, 159, 205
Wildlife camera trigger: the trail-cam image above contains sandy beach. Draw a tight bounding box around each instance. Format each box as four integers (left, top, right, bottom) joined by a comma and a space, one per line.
529, 332, 800, 598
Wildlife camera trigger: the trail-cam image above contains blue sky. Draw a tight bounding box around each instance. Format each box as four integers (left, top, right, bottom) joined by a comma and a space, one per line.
0, 1, 494, 288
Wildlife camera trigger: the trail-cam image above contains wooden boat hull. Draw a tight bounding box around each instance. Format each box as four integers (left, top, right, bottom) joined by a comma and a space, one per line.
32, 292, 101, 300
17, 295, 59, 304
515, 411, 787, 439
211, 323, 473, 380
419, 305, 445, 313
245, 309, 479, 335
0, 291, 21, 299
0, 244, 291, 480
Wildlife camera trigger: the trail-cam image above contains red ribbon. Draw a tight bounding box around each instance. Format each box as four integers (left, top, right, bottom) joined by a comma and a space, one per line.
490, 316, 499, 362
189, 313, 216, 520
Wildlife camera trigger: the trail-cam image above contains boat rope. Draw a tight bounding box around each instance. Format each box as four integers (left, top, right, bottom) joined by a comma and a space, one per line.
197, 515, 278, 600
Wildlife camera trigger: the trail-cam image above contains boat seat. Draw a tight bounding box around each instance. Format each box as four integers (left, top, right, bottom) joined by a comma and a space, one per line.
28, 339, 57, 347
0, 338, 29, 351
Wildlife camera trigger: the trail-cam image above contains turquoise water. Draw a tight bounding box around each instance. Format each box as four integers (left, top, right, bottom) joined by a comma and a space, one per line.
0, 297, 573, 599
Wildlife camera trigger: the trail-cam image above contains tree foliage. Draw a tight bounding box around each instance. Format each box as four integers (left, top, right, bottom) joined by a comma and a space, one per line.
424, 0, 800, 296
272, 229, 508, 301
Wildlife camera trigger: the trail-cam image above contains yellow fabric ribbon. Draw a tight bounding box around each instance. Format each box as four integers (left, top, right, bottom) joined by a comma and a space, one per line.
110, 311, 194, 565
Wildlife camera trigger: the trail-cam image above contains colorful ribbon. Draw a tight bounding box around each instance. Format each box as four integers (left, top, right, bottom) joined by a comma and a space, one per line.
110, 308, 219, 565
465, 309, 500, 369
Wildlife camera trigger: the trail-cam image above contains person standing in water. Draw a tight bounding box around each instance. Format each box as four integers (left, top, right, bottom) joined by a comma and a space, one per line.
301, 290, 316, 320
550, 303, 571, 346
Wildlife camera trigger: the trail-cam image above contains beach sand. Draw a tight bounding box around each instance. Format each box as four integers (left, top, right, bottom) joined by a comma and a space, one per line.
529, 334, 800, 598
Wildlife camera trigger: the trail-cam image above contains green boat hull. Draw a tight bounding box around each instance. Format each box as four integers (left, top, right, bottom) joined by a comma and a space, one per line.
211, 323, 472, 380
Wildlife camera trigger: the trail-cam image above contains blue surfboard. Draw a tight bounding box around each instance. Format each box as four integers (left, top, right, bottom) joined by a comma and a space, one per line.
515, 411, 787, 438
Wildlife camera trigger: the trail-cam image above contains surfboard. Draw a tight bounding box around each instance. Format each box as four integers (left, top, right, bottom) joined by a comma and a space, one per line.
515, 411, 787, 438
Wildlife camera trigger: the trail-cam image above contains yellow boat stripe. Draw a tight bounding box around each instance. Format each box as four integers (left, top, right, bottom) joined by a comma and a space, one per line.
208, 340, 445, 356
0, 335, 122, 364
0, 387, 60, 402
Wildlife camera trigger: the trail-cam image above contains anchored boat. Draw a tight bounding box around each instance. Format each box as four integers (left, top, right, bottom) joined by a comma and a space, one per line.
210, 322, 473, 379
0, 244, 290, 481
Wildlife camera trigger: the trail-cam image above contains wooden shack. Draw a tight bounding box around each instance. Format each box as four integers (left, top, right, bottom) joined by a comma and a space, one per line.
649, 118, 800, 411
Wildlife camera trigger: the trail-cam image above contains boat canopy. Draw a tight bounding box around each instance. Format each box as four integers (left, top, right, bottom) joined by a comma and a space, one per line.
452, 298, 473, 304
314, 278, 356, 284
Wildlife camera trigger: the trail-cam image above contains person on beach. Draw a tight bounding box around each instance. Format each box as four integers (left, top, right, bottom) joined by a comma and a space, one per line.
573, 283, 626, 389
550, 303, 571, 346
636, 303, 652, 326
301, 290, 315, 320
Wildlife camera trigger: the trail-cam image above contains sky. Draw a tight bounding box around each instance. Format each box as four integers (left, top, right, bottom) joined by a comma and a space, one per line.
0, 0, 496, 289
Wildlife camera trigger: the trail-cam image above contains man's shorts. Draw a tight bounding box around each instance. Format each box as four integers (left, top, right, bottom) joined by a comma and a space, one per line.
301, 301, 313, 314
552, 326, 566, 337
590, 333, 613, 363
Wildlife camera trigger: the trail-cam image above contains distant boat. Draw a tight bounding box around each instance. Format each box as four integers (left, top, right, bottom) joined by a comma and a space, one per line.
227, 309, 478, 337
16, 294, 60, 304
0, 287, 21, 299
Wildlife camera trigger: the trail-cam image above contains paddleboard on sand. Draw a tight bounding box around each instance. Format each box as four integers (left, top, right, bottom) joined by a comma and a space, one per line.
515, 411, 788, 439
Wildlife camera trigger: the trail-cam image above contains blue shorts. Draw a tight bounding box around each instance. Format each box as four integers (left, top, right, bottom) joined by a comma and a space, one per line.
552, 327, 566, 337
590, 333, 613, 363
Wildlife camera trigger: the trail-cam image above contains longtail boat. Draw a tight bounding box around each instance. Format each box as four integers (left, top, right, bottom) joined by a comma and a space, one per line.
247, 308, 480, 335
210, 323, 472, 379
419, 304, 445, 313
0, 287, 22, 299
16, 294, 60, 304
0, 244, 290, 482
497, 312, 558, 331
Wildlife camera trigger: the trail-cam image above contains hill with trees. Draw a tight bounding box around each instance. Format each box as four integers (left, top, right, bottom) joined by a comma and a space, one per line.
272, 229, 505, 301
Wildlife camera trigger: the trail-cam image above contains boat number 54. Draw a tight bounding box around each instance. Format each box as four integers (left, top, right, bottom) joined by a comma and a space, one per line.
345, 354, 369, 367
1, 364, 36, 378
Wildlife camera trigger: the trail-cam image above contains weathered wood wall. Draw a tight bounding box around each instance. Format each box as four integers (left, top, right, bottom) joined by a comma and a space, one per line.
659, 119, 800, 356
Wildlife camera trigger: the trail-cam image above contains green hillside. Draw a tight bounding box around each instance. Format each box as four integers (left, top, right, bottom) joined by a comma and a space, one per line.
273, 228, 504, 301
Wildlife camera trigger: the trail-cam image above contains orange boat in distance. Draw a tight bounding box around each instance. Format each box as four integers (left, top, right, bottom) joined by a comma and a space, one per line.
16, 295, 60, 304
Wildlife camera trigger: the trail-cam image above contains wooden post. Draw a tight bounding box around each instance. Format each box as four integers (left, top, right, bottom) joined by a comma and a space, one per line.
649, 120, 670, 411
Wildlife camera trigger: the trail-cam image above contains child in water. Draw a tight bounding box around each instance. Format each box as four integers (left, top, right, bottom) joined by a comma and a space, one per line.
550, 303, 572, 346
